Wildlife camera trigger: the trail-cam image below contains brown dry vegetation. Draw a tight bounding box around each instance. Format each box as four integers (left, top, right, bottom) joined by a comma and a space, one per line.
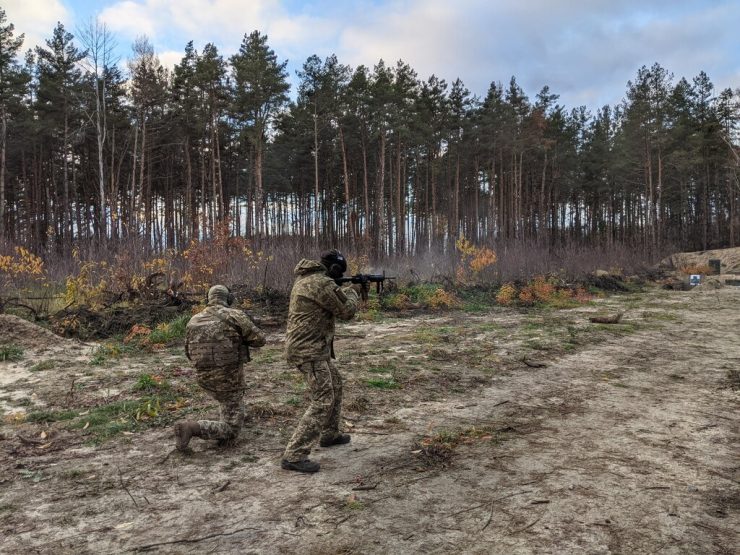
0, 283, 738, 554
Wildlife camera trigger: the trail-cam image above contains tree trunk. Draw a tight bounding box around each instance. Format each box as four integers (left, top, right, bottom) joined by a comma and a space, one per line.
254, 134, 265, 240
0, 110, 7, 239
338, 125, 354, 247
96, 77, 107, 242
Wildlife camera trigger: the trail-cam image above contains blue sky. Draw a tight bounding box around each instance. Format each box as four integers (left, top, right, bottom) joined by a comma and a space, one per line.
5, 0, 739, 111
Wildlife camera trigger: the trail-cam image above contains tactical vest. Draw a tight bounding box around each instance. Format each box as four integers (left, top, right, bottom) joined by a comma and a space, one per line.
186, 307, 241, 369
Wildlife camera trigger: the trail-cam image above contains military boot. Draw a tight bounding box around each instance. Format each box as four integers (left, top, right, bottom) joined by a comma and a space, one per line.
320, 434, 351, 447
281, 459, 320, 473
174, 421, 202, 451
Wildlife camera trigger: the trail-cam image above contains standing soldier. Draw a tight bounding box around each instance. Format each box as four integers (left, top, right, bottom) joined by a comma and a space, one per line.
281, 250, 360, 473
174, 285, 266, 450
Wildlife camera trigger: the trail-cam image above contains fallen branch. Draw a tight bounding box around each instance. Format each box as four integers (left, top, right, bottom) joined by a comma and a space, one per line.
352, 483, 379, 491
589, 312, 624, 324
17, 434, 45, 445
451, 490, 533, 516
509, 513, 544, 534
481, 503, 495, 531
213, 480, 231, 493
520, 357, 547, 368
117, 466, 139, 509
133, 525, 263, 551
157, 449, 176, 465
330, 515, 352, 526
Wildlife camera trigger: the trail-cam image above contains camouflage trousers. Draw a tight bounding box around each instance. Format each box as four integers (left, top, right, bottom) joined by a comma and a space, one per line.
197, 388, 245, 441
194, 363, 245, 441
282, 359, 343, 462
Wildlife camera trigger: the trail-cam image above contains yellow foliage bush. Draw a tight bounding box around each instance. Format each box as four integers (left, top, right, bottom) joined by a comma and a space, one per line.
678, 264, 712, 275
518, 276, 557, 306
531, 276, 556, 301
497, 278, 591, 308
455, 236, 497, 285
518, 287, 537, 305
385, 293, 413, 310
0, 247, 47, 291
64, 259, 109, 309
182, 220, 271, 293
574, 287, 593, 303
428, 288, 461, 309
495, 283, 518, 305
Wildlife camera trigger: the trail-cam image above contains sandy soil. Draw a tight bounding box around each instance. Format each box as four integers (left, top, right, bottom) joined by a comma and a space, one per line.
0, 286, 738, 554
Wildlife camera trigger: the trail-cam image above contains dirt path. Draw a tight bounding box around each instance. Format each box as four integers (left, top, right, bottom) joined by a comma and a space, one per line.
1, 287, 738, 554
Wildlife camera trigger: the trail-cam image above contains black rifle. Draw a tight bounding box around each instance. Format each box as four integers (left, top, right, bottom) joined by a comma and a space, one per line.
335, 273, 396, 301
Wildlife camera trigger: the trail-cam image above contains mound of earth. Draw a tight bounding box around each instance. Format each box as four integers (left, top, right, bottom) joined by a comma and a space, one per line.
658, 246, 740, 273
689, 275, 726, 292
50, 303, 191, 340
0, 314, 70, 350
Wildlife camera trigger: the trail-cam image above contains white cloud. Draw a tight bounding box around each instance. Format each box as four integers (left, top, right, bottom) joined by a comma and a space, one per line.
326, 0, 740, 109
99, 0, 287, 56
158, 50, 182, 70
100, 0, 158, 38
70, 0, 740, 109
3, 0, 69, 55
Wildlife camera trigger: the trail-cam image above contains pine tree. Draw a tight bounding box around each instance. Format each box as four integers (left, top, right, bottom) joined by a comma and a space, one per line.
230, 31, 289, 238
0, 8, 26, 239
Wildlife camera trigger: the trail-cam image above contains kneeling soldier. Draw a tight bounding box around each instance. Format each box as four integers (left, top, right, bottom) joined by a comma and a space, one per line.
175, 285, 266, 450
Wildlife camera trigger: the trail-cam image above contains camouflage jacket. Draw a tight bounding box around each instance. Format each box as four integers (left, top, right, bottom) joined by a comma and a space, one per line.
285, 259, 359, 366
186, 304, 266, 390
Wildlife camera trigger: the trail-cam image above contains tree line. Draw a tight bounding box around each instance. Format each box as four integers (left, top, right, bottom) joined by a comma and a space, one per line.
0, 11, 738, 258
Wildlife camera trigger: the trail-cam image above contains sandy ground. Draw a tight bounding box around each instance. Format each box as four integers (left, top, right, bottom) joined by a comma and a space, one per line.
0, 286, 738, 554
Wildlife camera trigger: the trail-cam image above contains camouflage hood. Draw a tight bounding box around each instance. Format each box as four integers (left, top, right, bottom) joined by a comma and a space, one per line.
293, 258, 327, 277
207, 285, 231, 307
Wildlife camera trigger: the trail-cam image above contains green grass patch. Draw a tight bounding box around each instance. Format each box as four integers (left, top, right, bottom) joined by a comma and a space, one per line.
592, 323, 637, 334
458, 288, 495, 313
18, 469, 45, 483
476, 322, 500, 332
0, 344, 24, 362
346, 498, 365, 510
88, 341, 140, 365
148, 314, 190, 344
400, 283, 443, 304
368, 364, 396, 374
26, 409, 79, 423
546, 297, 586, 309
133, 373, 170, 392
366, 377, 400, 389
252, 348, 280, 364
641, 311, 680, 322
411, 325, 460, 343
524, 339, 550, 351
68, 392, 181, 444
30, 360, 56, 372
59, 469, 85, 480
462, 299, 491, 313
